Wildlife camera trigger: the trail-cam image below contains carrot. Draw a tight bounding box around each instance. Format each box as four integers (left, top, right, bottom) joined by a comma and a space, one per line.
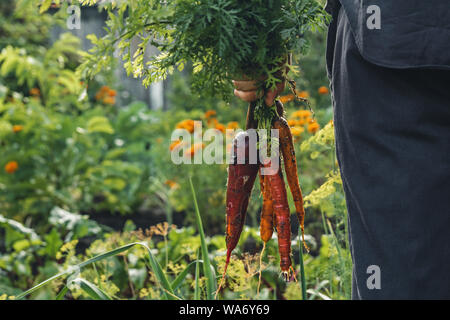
273, 100, 309, 251
257, 169, 275, 294
216, 130, 259, 298
259, 170, 274, 243
263, 158, 292, 280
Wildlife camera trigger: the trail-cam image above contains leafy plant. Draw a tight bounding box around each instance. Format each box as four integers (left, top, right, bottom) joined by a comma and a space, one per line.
77, 0, 329, 100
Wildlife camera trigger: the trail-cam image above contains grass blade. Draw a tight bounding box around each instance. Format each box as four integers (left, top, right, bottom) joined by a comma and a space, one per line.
189, 177, 216, 300
17, 242, 174, 300
72, 278, 112, 300
194, 248, 201, 300
55, 285, 69, 300
171, 260, 202, 291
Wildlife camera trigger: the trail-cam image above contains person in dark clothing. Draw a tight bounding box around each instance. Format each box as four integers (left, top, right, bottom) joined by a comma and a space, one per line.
234, 0, 450, 299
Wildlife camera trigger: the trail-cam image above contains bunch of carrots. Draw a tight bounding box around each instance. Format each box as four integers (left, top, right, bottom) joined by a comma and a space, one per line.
217, 98, 309, 297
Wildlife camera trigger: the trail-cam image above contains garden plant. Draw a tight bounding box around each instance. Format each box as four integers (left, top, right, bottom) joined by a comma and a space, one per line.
0, 0, 351, 301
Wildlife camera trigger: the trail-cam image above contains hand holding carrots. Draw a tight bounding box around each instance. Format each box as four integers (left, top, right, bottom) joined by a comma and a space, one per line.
233, 55, 291, 106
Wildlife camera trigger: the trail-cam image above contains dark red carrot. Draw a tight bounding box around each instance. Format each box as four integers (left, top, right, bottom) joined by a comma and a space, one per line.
274, 100, 308, 251
216, 131, 259, 297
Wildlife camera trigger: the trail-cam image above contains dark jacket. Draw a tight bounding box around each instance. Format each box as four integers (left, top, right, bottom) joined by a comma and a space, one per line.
326, 0, 450, 70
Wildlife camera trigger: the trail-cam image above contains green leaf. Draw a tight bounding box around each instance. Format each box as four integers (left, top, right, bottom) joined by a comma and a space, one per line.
16, 242, 175, 300
39, 0, 53, 13
43, 228, 63, 257
189, 177, 216, 300
87, 116, 114, 134
55, 286, 69, 300
194, 249, 201, 300
171, 260, 201, 291
71, 278, 112, 300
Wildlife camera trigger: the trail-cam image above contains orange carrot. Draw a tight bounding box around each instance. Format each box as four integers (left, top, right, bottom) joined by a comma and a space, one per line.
273, 100, 308, 251
257, 169, 275, 294
259, 170, 274, 243
264, 158, 292, 280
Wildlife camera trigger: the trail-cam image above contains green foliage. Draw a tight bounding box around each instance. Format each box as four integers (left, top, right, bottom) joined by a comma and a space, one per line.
1, 0, 353, 301
0, 0, 67, 52
78, 0, 329, 100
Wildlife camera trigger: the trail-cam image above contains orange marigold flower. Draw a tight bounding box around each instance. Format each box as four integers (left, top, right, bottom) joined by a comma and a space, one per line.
103, 96, 116, 105
5, 161, 18, 174
215, 123, 226, 133
290, 126, 304, 137
12, 125, 23, 133
226, 121, 239, 130
165, 180, 180, 190
204, 110, 216, 119
30, 88, 40, 96
296, 90, 309, 99
292, 110, 311, 119
95, 86, 111, 101
318, 86, 329, 95
175, 119, 196, 133
307, 121, 320, 134
207, 117, 218, 127
184, 143, 205, 158
287, 119, 297, 127
108, 89, 117, 97
279, 94, 295, 104
169, 140, 183, 151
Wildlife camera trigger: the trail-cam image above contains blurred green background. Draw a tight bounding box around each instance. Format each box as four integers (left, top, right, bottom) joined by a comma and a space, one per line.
0, 0, 351, 300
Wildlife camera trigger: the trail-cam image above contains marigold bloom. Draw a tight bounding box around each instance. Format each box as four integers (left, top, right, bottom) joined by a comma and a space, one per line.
226, 121, 239, 130
318, 86, 329, 95
287, 119, 297, 127
308, 121, 320, 134
176, 119, 195, 133
103, 96, 116, 105
204, 110, 216, 118
95, 85, 114, 101
279, 94, 295, 104
169, 140, 183, 151
215, 123, 226, 133
207, 117, 218, 127
296, 90, 309, 99
290, 126, 304, 136
184, 143, 205, 158
292, 110, 311, 119
12, 125, 23, 133
165, 180, 180, 190
5, 161, 18, 174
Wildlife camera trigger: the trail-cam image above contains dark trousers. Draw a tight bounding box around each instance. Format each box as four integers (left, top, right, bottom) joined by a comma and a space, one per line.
328, 8, 450, 299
